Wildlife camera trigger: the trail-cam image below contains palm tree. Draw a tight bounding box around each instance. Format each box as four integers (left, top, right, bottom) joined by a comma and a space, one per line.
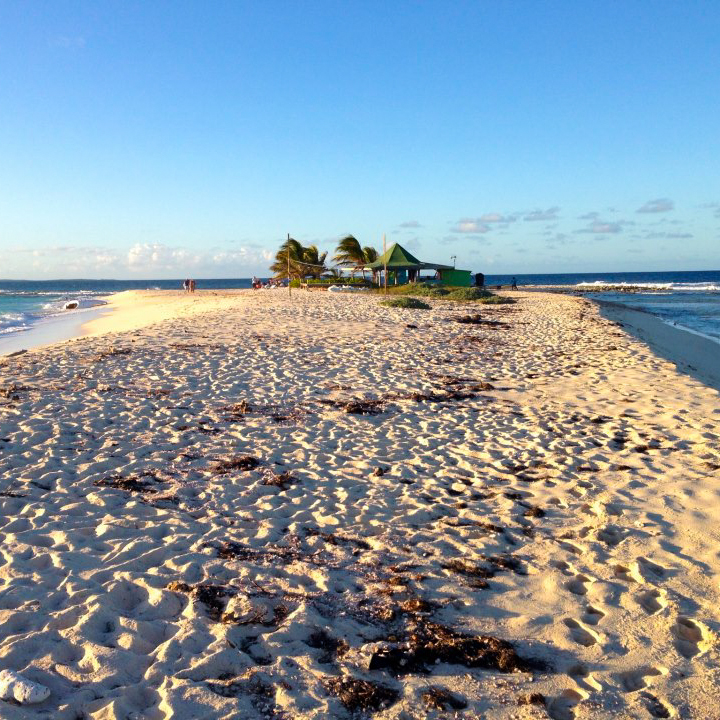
270, 237, 304, 279
270, 239, 327, 280
363, 246, 379, 284
301, 244, 328, 280
333, 235, 366, 278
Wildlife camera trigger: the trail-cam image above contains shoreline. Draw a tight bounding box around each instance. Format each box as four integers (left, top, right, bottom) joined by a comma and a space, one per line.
591, 297, 720, 393
0, 303, 109, 357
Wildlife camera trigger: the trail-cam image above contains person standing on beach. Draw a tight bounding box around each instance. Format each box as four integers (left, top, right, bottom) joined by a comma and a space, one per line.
182, 279, 190, 293
511, 277, 518, 290
190, 279, 196, 293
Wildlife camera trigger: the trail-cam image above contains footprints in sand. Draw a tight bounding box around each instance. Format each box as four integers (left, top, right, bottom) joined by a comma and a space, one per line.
617, 665, 667, 693
638, 588, 668, 615
581, 604, 605, 625
672, 616, 710, 659
614, 562, 643, 584
567, 573, 594, 596
547, 688, 587, 720
563, 618, 600, 647
641, 691, 674, 718
552, 560, 597, 597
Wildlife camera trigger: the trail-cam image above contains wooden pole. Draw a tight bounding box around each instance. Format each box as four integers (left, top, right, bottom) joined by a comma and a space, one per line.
287, 232, 291, 298
383, 233, 387, 295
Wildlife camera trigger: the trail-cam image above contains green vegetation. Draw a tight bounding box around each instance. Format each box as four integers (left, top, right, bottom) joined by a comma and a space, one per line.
382, 283, 449, 297
377, 283, 514, 304
270, 238, 328, 280
332, 235, 379, 280
379, 297, 431, 309
445, 287, 514, 303
474, 293, 516, 304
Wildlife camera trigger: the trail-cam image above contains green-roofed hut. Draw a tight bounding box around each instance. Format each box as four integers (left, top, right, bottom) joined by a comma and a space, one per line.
365, 242, 470, 286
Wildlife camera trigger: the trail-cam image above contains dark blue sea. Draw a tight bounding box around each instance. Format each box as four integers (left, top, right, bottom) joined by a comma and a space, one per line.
485, 270, 720, 343
1, 272, 719, 344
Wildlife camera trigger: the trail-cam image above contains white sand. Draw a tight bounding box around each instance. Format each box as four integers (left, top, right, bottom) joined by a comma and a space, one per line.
0, 289, 718, 719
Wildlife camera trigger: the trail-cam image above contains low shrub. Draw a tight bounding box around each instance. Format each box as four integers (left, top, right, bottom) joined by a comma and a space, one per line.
379, 297, 431, 309
446, 287, 515, 304
384, 283, 449, 297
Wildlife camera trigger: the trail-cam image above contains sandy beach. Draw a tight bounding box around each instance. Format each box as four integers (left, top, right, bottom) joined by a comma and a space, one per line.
0, 289, 718, 719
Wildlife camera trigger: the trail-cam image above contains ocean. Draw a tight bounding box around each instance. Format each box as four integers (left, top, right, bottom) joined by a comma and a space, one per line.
0, 278, 252, 339
1, 272, 719, 345
485, 270, 720, 344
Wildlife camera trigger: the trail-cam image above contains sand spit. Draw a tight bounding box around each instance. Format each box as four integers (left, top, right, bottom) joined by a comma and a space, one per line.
0, 290, 718, 719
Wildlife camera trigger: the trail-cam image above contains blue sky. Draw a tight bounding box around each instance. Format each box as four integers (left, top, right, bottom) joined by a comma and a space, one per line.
1, 0, 718, 278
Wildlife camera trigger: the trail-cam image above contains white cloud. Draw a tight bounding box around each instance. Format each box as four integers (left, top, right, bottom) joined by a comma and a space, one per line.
523, 207, 560, 222
398, 220, 421, 228
576, 220, 622, 234
637, 198, 674, 213
478, 212, 508, 223
451, 218, 491, 234
5, 242, 276, 279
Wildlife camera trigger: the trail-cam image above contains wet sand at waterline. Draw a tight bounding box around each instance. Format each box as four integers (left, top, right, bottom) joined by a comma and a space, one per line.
0, 289, 718, 719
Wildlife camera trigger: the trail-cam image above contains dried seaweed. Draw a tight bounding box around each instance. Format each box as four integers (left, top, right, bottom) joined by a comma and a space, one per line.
305, 527, 371, 550
262, 470, 297, 490
212, 455, 260, 474
93, 473, 158, 493
454, 314, 509, 327
167, 581, 231, 621
94, 347, 131, 361
319, 398, 385, 415
421, 687, 468, 710
368, 618, 547, 675
325, 676, 399, 712
305, 628, 349, 663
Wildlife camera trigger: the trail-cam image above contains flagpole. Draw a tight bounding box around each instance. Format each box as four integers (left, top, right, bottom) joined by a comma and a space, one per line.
383, 233, 387, 295
287, 233, 291, 298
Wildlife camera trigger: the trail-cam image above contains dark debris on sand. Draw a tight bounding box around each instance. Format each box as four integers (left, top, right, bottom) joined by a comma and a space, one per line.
305, 628, 349, 664
324, 676, 400, 712
319, 398, 385, 415
167, 581, 231, 622
421, 686, 468, 711
94, 346, 132, 361
305, 527, 371, 550
368, 618, 548, 675
211, 455, 261, 474
93, 473, 160, 494
262, 469, 297, 490
453, 314, 509, 327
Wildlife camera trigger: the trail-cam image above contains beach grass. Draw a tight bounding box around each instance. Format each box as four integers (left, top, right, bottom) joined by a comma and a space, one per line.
379, 296, 431, 309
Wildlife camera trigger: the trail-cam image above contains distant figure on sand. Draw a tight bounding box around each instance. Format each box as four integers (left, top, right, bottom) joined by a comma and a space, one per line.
511, 277, 518, 290
182, 279, 190, 293
190, 279, 196, 293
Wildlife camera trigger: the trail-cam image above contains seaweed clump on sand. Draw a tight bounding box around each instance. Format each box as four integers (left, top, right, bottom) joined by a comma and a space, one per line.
319, 398, 385, 415
453, 314, 509, 327
262, 469, 297, 490
305, 628, 349, 664
93, 473, 158, 494
167, 581, 231, 621
325, 676, 399, 712
368, 618, 546, 675
421, 686, 468, 711
211, 455, 260, 474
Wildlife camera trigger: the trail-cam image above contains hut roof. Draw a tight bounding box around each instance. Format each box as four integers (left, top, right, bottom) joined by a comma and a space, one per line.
366, 242, 423, 269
